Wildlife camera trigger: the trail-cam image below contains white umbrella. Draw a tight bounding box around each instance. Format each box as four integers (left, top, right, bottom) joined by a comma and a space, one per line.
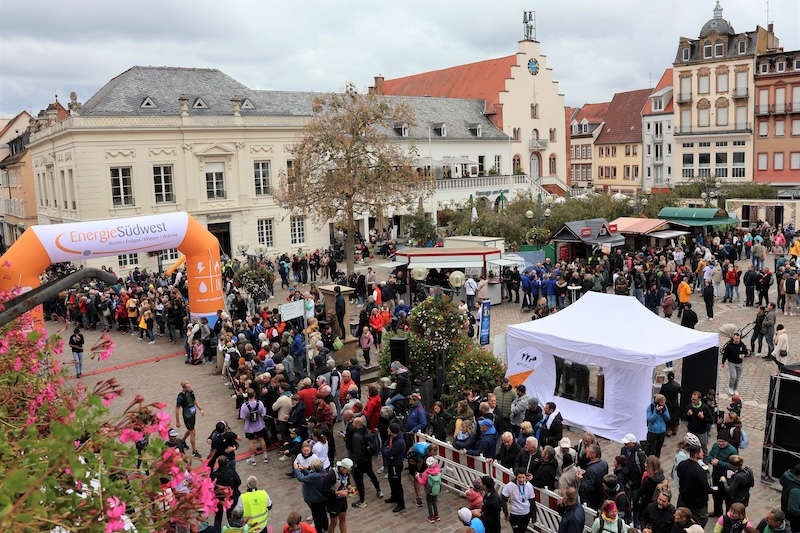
471, 206, 478, 222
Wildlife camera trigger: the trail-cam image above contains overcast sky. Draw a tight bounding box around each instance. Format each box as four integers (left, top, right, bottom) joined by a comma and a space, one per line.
1, 0, 798, 117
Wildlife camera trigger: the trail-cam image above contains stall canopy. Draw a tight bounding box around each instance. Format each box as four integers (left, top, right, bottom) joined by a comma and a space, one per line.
550, 218, 625, 247
658, 207, 740, 227
505, 292, 718, 442
380, 246, 502, 270
609, 217, 690, 237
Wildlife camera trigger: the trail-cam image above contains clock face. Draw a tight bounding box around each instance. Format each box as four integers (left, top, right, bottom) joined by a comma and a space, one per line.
528, 58, 539, 76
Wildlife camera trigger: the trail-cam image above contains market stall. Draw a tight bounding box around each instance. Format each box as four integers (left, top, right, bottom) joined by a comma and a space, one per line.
609, 217, 690, 249
505, 292, 718, 442
550, 218, 625, 260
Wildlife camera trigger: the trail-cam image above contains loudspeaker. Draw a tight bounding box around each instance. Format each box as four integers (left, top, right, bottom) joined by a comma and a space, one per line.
680, 347, 719, 414
390, 336, 409, 366
764, 447, 800, 479
773, 414, 800, 450
775, 373, 800, 416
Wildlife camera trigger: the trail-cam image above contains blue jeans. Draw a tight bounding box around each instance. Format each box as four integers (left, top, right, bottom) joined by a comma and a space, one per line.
634, 288, 644, 304
547, 295, 556, 309
466, 294, 475, 309
72, 350, 83, 377
724, 284, 734, 301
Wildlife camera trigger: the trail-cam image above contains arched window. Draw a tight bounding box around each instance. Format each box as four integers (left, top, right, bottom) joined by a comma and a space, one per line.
549, 154, 557, 175
531, 129, 539, 140
513, 154, 521, 174
697, 98, 711, 127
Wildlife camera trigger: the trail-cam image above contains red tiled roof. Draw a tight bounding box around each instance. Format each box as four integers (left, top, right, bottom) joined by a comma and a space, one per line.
594, 88, 652, 145
642, 68, 674, 116
572, 102, 611, 124
382, 55, 517, 125
0, 111, 31, 139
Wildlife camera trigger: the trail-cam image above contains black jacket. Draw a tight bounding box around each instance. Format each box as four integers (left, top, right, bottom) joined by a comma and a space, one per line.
540, 412, 563, 447
685, 401, 713, 434
721, 467, 753, 505
481, 489, 503, 533
642, 501, 675, 533
497, 441, 522, 470
660, 379, 682, 416
580, 459, 609, 510
533, 456, 557, 489
681, 309, 698, 329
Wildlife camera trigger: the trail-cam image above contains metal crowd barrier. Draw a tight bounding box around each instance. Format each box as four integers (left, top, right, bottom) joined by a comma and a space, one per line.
413, 433, 597, 533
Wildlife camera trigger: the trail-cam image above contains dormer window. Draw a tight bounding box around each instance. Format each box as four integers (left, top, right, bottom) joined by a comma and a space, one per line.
394, 123, 409, 137
469, 123, 482, 137
432, 123, 446, 137
704, 43, 712, 59
653, 97, 663, 111
761, 63, 769, 74
738, 40, 746, 55
714, 42, 724, 57
571, 122, 578, 134
140, 97, 156, 109
582, 123, 588, 133
777, 61, 785, 73
241, 98, 254, 110
683, 48, 690, 61
192, 98, 208, 109
795, 60, 800, 71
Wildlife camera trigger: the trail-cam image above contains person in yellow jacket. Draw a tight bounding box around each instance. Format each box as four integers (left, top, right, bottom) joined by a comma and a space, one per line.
234, 476, 272, 533
790, 239, 800, 259
677, 275, 692, 319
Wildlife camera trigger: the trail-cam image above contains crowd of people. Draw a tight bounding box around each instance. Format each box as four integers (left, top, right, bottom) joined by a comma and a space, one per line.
51, 219, 800, 533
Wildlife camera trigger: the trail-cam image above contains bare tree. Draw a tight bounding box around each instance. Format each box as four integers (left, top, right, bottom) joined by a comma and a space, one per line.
276, 83, 430, 274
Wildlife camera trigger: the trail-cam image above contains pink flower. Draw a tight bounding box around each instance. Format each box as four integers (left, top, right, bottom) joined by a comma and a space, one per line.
64, 467, 72, 476
155, 402, 167, 409
119, 428, 144, 444
106, 496, 126, 519
13, 357, 22, 371
102, 392, 116, 407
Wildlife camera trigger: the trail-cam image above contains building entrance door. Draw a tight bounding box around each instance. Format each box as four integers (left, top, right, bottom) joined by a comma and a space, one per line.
207, 222, 231, 259
530, 153, 540, 178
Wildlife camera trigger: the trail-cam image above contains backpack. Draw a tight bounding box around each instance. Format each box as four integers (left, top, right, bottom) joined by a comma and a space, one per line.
363, 434, 377, 456
738, 428, 749, 449
426, 472, 442, 496
247, 401, 261, 423
593, 517, 625, 533
614, 489, 632, 522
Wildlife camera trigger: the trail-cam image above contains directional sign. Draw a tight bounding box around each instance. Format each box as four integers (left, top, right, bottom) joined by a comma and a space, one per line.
279, 300, 305, 321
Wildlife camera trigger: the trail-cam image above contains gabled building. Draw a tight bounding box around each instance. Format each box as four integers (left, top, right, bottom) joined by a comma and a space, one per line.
377, 16, 568, 195
672, 1, 780, 185
594, 89, 651, 194
642, 69, 675, 192
753, 49, 800, 187
568, 102, 610, 192
564, 106, 578, 189
26, 66, 526, 273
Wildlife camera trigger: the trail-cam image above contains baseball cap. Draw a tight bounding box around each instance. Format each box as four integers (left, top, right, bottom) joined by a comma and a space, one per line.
336, 458, 354, 469
559, 437, 572, 448
168, 428, 179, 437
426, 456, 437, 467
621, 433, 636, 444
458, 508, 472, 525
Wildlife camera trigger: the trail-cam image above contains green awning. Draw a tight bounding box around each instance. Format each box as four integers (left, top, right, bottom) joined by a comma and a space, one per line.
662, 216, 740, 227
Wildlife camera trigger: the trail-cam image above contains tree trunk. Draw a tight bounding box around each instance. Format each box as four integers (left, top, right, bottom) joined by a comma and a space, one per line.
345, 202, 356, 275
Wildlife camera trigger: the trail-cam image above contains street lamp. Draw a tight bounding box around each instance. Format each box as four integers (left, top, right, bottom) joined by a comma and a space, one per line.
700, 191, 717, 207
628, 197, 648, 214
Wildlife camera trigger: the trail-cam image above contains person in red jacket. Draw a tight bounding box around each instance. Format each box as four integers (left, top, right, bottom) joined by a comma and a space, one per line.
284, 511, 317, 533
723, 265, 738, 303
297, 378, 318, 417
368, 308, 384, 350
363, 384, 382, 431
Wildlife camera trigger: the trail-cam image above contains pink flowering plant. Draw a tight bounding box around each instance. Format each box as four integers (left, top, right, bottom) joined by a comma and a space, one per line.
0, 308, 220, 531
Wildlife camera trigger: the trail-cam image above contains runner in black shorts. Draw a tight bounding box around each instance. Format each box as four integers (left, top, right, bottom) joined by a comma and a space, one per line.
327, 458, 353, 533
176, 380, 204, 458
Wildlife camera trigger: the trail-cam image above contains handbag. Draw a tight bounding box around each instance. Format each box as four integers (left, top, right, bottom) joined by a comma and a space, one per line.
779, 349, 788, 357
333, 337, 344, 351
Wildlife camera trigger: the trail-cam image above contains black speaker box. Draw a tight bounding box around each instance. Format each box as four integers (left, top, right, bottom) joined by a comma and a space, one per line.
773, 413, 800, 450
680, 347, 719, 414
775, 375, 800, 416
765, 447, 800, 479
389, 336, 409, 366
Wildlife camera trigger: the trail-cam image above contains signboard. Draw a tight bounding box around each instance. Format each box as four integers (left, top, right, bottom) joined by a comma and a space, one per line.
279, 300, 305, 321
601, 243, 612, 255
479, 299, 491, 346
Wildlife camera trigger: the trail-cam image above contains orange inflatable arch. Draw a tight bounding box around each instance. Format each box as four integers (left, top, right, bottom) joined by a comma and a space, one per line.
0, 212, 225, 326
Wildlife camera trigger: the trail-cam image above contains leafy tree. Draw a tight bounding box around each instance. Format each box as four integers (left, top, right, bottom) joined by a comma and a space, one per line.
406, 208, 438, 246
275, 84, 432, 274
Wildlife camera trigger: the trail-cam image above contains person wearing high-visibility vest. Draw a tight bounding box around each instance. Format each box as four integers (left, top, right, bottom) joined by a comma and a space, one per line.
234, 476, 272, 533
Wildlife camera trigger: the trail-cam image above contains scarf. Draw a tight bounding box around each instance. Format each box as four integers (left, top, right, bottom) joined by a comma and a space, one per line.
545, 409, 560, 429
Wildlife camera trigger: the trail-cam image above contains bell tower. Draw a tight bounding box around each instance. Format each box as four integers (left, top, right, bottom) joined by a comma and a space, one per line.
522, 10, 536, 41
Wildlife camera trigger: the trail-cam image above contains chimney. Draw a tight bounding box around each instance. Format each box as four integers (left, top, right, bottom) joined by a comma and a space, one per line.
374, 76, 384, 95
368, 86, 375, 95
231, 96, 241, 117
768, 23, 773, 33
178, 95, 189, 117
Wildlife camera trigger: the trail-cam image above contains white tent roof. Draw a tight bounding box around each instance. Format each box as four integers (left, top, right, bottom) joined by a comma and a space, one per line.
506, 291, 718, 366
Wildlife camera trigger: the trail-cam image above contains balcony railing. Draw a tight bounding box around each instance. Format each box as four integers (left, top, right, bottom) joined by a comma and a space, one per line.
433, 174, 532, 190
652, 131, 664, 141
676, 92, 692, 104
756, 105, 771, 116
731, 87, 749, 99
674, 123, 751, 135
529, 139, 549, 151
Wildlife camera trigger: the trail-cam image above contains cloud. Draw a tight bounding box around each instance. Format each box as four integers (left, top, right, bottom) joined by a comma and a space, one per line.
0, 0, 797, 115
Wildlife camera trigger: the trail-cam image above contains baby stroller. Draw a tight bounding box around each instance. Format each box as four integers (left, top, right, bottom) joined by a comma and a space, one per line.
719, 322, 755, 358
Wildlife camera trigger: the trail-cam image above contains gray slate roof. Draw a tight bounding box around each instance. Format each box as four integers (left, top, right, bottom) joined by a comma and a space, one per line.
79, 66, 508, 141
553, 218, 625, 246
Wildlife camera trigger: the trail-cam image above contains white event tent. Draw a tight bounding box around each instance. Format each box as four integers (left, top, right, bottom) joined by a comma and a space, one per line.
506, 292, 718, 442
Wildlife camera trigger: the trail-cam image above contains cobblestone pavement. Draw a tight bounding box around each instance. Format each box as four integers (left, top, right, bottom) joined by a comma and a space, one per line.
50, 254, 793, 531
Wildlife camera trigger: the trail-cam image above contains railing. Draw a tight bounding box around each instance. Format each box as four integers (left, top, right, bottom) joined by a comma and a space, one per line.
434, 174, 531, 190
653, 132, 664, 141
529, 138, 549, 151
539, 174, 569, 192
676, 92, 692, 103
675, 123, 752, 135
731, 87, 748, 98
414, 433, 597, 533
756, 105, 771, 116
